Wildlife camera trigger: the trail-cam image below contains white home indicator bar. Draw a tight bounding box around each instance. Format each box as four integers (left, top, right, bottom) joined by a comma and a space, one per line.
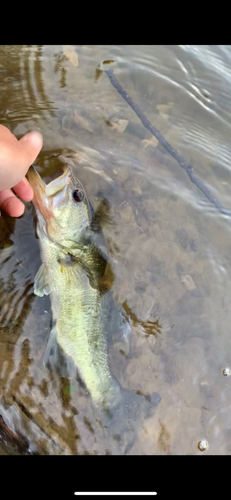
74, 493, 157, 496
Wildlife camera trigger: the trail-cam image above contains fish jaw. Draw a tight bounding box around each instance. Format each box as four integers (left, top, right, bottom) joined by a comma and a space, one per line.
28, 165, 73, 215
27, 165, 56, 235
27, 165, 76, 239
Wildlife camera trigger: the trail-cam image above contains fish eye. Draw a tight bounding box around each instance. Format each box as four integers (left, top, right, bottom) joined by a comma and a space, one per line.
73, 189, 84, 202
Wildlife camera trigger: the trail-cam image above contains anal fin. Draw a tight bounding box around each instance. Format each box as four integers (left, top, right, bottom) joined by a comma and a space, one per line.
43, 326, 58, 367
34, 264, 50, 297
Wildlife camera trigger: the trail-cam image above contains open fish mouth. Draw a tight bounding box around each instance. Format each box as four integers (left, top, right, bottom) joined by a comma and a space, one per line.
28, 164, 87, 199
27, 165, 79, 234
27, 165, 75, 198
27, 165, 92, 235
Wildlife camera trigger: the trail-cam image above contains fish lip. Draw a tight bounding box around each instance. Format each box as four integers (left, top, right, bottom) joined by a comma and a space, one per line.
28, 164, 83, 197
27, 165, 72, 225
45, 166, 75, 196
27, 164, 46, 195
27, 165, 55, 229
28, 164, 93, 225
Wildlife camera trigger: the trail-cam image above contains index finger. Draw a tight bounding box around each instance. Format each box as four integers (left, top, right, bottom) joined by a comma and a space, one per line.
12, 177, 34, 201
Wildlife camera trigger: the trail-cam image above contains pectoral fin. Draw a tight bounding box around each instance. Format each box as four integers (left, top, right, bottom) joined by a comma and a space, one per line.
34, 264, 50, 297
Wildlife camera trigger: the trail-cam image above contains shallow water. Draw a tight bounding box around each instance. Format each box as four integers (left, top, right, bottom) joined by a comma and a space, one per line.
1, 45, 231, 454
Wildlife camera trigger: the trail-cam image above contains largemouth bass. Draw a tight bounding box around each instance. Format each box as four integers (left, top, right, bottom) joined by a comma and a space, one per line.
28, 164, 160, 451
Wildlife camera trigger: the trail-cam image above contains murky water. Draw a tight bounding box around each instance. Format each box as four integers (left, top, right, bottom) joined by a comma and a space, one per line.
1, 45, 231, 454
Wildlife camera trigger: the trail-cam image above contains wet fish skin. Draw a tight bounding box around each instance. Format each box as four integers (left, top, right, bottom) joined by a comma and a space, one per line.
28, 164, 121, 408
28, 165, 160, 447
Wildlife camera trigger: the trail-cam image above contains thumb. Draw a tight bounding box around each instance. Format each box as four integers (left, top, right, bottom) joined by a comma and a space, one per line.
19, 131, 43, 165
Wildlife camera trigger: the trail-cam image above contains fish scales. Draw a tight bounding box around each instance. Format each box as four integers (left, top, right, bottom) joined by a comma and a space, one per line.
38, 231, 117, 406
27, 164, 160, 452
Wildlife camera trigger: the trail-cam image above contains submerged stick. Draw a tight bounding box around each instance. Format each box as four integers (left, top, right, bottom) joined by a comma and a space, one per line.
105, 68, 231, 217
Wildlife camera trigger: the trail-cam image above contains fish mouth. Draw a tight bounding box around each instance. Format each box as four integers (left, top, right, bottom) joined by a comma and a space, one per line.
28, 164, 74, 198
27, 164, 76, 229
27, 164, 92, 230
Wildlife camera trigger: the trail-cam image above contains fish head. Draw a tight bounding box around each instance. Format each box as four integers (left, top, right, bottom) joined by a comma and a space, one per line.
27, 165, 92, 248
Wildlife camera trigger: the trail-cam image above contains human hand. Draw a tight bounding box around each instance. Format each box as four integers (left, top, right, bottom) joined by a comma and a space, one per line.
0, 125, 43, 217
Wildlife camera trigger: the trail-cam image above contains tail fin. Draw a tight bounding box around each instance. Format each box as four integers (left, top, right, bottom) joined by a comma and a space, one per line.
99, 388, 161, 454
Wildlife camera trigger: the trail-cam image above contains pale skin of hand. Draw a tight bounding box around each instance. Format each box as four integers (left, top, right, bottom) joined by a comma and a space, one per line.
0, 125, 43, 217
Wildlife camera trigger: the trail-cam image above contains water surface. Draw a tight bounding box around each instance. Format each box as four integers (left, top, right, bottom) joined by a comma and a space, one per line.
1, 45, 231, 454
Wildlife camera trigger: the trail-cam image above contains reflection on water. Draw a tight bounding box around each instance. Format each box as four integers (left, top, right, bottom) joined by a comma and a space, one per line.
54, 51, 68, 88
122, 300, 162, 337
1, 45, 231, 454
0, 46, 55, 130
